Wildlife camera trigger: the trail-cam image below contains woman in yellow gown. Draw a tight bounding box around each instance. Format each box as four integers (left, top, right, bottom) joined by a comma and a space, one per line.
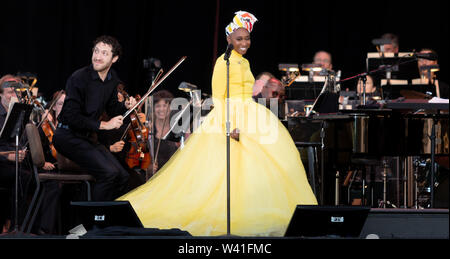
118, 11, 317, 236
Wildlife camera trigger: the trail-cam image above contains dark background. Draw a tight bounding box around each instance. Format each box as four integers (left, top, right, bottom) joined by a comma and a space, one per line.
1, 0, 448, 101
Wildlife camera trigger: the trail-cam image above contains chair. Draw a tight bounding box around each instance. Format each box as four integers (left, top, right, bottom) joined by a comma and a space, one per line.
20, 123, 95, 234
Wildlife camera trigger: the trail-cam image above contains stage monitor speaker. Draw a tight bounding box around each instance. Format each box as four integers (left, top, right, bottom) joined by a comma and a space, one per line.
284, 205, 370, 238
360, 209, 449, 239
70, 201, 143, 231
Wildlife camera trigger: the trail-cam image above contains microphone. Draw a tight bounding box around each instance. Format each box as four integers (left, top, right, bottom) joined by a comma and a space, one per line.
414, 52, 438, 61
224, 44, 234, 60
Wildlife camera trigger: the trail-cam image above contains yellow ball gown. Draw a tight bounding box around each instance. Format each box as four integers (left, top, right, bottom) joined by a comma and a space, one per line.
118, 50, 317, 236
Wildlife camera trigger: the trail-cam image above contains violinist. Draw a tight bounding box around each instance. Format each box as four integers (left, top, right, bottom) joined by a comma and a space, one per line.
0, 74, 31, 233
38, 90, 66, 170
53, 35, 136, 201
27, 89, 67, 235
151, 90, 187, 174
97, 83, 146, 190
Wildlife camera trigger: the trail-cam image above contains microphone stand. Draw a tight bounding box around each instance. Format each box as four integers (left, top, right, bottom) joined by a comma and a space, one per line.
225, 54, 231, 236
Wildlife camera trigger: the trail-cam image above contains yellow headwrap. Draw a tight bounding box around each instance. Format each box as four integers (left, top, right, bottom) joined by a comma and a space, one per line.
225, 11, 258, 36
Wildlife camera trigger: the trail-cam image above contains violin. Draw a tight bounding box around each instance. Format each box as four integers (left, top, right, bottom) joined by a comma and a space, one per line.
34, 98, 59, 160
41, 119, 58, 159
119, 89, 152, 171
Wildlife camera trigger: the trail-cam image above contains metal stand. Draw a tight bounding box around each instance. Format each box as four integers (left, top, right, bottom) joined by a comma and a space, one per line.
361, 75, 367, 106
319, 121, 326, 205
382, 160, 389, 208
225, 55, 231, 236
429, 116, 437, 208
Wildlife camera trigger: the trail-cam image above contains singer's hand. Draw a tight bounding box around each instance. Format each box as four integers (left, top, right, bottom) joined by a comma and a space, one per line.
231, 128, 240, 142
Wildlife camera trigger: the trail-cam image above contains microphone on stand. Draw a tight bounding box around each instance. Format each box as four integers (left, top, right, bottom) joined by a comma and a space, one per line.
224, 44, 234, 60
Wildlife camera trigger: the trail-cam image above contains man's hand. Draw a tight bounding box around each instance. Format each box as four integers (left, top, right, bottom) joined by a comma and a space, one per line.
100, 115, 124, 130
7, 150, 27, 163
110, 140, 125, 153
42, 162, 56, 171
125, 96, 137, 109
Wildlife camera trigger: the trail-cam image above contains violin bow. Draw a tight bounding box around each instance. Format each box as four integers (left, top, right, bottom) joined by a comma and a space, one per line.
123, 56, 187, 119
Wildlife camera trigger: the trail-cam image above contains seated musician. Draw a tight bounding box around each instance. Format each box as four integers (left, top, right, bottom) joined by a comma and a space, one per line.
97, 83, 146, 190
252, 71, 274, 97
415, 48, 449, 99
0, 74, 31, 233
356, 75, 381, 99
379, 33, 400, 55
53, 35, 136, 201
313, 50, 334, 72
252, 77, 286, 119
39, 90, 66, 171
150, 90, 188, 175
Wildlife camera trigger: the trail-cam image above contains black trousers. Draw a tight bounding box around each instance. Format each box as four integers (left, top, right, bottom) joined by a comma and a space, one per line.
53, 128, 129, 201
0, 162, 32, 229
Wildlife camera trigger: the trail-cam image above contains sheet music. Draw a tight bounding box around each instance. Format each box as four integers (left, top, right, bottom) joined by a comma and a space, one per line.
428, 97, 449, 104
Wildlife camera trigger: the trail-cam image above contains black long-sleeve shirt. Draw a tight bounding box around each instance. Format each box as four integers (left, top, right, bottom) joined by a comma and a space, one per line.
57, 65, 127, 135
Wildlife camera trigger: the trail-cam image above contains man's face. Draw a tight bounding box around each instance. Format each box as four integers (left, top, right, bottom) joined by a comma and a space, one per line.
418, 50, 437, 68
313, 52, 332, 70
254, 74, 271, 89
92, 42, 118, 73
382, 43, 398, 54
0, 87, 17, 109
262, 82, 285, 103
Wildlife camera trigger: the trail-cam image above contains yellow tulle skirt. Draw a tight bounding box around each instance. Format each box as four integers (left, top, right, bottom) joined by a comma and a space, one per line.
118, 98, 317, 236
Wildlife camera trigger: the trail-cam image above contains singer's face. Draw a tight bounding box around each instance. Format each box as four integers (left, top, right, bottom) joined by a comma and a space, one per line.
227, 28, 251, 55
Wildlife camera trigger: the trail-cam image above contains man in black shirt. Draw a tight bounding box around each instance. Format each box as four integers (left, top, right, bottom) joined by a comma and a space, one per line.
53, 35, 136, 201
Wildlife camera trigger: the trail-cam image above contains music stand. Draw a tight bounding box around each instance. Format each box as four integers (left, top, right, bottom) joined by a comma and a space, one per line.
285, 76, 326, 100
367, 54, 420, 98
0, 102, 33, 232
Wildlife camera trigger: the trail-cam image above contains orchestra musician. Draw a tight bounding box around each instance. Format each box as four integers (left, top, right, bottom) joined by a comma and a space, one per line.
252, 71, 274, 97
380, 33, 400, 54
0, 74, 31, 233
313, 50, 334, 71
53, 35, 137, 201
252, 77, 286, 119
97, 83, 147, 190
119, 10, 317, 236
150, 90, 187, 175
415, 48, 449, 99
